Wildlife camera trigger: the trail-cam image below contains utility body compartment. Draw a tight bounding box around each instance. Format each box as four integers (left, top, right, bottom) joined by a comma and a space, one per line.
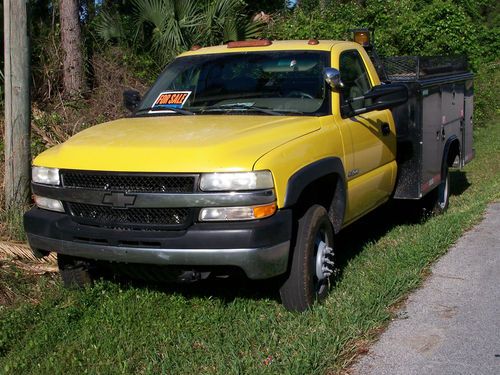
381, 56, 474, 199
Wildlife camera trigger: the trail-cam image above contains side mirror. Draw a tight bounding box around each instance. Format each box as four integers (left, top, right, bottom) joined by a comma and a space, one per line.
323, 68, 344, 90
348, 83, 408, 117
123, 89, 141, 112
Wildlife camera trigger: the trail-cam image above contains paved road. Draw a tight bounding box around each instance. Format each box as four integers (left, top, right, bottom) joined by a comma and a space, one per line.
353, 203, 500, 375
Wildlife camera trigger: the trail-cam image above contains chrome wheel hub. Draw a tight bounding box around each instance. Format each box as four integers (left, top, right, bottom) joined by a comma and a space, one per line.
438, 175, 449, 209
315, 239, 335, 281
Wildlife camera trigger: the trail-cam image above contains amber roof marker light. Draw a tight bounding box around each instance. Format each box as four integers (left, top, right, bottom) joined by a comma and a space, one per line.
227, 39, 272, 48
350, 28, 373, 48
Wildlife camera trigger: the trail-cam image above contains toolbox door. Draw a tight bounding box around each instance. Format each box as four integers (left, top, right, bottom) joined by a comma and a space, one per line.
420, 87, 442, 196
441, 83, 465, 166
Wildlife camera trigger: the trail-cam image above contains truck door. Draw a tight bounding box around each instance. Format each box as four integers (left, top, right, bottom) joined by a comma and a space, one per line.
337, 50, 397, 222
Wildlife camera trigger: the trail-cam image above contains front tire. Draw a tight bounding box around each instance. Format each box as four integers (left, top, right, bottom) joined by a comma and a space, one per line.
279, 205, 335, 312
57, 254, 94, 288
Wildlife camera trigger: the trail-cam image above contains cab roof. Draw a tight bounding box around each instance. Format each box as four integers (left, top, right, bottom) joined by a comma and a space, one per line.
179, 40, 355, 57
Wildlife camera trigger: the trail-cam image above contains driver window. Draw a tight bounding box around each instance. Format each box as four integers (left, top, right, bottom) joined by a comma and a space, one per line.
339, 50, 372, 112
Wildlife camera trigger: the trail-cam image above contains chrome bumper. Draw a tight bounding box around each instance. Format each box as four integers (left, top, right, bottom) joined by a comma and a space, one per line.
27, 233, 290, 280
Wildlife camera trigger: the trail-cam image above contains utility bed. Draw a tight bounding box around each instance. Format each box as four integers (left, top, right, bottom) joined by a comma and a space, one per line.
380, 55, 474, 199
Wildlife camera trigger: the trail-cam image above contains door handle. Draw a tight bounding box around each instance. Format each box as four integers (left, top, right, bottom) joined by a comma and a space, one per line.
381, 122, 391, 136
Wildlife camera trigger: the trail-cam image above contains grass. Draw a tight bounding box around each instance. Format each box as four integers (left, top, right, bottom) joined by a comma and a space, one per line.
0, 118, 499, 374
0, 206, 29, 242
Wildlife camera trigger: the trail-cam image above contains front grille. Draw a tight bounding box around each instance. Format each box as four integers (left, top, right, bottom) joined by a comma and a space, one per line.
68, 202, 191, 229
61, 171, 196, 193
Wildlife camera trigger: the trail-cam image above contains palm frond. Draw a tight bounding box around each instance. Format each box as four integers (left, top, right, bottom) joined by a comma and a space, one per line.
130, 0, 264, 65
243, 19, 266, 40
93, 10, 125, 43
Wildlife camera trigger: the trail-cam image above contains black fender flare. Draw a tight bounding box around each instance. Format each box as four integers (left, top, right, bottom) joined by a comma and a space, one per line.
284, 157, 346, 232
441, 135, 461, 177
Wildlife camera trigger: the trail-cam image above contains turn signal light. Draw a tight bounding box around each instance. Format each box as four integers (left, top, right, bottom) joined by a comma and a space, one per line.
253, 202, 277, 219
199, 202, 277, 222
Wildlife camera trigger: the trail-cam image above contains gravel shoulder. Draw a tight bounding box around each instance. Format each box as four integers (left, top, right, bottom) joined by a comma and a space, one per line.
352, 203, 500, 375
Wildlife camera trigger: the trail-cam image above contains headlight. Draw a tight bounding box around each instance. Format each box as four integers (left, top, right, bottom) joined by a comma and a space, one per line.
199, 202, 276, 221
33, 195, 65, 212
199, 171, 274, 191
32, 166, 60, 186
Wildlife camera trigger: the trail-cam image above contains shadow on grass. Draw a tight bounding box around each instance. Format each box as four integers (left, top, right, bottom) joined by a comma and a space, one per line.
96, 170, 470, 305
98, 264, 275, 305
450, 170, 471, 196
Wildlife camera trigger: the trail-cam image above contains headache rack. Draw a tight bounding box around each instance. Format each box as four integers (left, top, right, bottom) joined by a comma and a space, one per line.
379, 55, 470, 82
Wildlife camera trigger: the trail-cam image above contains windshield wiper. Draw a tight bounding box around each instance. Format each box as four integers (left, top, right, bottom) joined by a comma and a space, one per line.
272, 109, 308, 115
200, 104, 283, 116
134, 106, 196, 116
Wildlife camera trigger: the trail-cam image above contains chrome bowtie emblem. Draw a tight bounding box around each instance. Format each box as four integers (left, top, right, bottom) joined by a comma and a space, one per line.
102, 192, 136, 208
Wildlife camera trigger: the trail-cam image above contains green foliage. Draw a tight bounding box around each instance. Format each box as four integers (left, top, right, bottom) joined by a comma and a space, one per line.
270, 0, 499, 70
268, 3, 363, 41
389, 0, 498, 69
30, 8, 63, 102
0, 206, 28, 242
202, 0, 265, 46
132, 0, 202, 64
93, 10, 127, 43
120, 49, 161, 84
92, 0, 266, 67
474, 61, 500, 126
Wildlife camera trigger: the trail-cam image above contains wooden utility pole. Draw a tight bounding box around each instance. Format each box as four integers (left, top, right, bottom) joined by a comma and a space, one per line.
3, 0, 31, 209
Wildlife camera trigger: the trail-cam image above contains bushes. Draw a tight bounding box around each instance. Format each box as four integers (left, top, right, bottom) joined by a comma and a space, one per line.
474, 61, 500, 125
270, 0, 499, 69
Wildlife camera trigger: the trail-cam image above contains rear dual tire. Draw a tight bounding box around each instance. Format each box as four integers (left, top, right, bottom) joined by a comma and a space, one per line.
424, 166, 450, 216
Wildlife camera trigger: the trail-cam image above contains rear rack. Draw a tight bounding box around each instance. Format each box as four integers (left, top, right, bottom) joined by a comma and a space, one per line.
380, 55, 469, 81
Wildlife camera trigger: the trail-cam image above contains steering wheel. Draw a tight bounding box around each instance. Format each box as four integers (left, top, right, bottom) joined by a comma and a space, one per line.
285, 91, 315, 99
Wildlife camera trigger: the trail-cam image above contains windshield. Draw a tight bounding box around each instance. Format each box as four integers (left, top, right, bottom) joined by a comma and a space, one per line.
136, 51, 331, 116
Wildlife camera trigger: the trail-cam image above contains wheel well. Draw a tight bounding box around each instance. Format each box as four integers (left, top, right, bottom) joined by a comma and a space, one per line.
446, 139, 461, 168
292, 173, 345, 233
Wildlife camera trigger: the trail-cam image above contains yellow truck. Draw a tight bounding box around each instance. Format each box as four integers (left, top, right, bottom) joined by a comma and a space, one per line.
24, 31, 474, 311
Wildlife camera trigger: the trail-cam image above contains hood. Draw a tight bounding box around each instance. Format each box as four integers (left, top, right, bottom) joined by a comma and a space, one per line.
34, 115, 321, 172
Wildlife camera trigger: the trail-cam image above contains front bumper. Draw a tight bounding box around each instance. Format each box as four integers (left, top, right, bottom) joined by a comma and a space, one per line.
24, 208, 292, 279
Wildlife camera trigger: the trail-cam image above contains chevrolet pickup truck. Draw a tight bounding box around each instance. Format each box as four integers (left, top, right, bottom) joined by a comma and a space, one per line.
24, 31, 474, 311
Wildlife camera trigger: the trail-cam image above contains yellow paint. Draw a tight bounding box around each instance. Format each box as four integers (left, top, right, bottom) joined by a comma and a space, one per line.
34, 40, 398, 228
34, 115, 321, 173
343, 160, 397, 225
180, 40, 346, 57
253, 115, 345, 207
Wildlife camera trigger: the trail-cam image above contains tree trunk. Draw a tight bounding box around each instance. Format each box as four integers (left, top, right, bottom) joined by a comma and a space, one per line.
60, 0, 84, 96
3, 0, 31, 209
